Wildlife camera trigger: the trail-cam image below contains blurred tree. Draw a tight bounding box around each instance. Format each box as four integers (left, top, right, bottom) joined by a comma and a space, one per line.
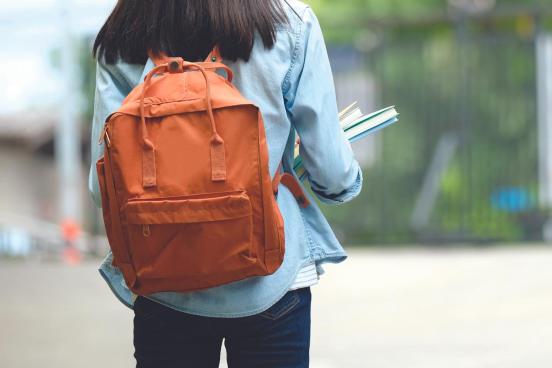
309, 0, 550, 43
315, 1, 549, 244
78, 37, 97, 126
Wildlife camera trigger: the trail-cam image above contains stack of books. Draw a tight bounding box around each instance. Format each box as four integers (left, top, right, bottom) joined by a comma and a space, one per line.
294, 103, 399, 181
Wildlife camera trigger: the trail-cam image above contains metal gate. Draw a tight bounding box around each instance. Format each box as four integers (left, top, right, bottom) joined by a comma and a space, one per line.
328, 16, 545, 245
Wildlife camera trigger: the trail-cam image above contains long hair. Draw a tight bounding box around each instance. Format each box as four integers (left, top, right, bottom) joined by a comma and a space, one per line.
93, 0, 289, 64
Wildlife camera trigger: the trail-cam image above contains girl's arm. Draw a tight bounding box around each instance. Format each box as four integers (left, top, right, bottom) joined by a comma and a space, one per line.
283, 7, 363, 205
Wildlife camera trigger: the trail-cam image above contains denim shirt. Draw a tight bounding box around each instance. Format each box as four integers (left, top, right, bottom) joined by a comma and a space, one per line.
89, 0, 363, 318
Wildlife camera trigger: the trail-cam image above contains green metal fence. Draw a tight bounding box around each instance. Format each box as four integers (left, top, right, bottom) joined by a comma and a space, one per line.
328, 16, 547, 245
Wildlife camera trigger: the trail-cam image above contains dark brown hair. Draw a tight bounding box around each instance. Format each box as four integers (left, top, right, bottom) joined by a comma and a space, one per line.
93, 0, 289, 64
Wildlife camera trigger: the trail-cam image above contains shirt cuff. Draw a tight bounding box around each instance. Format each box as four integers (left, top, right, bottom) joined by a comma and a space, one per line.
310, 166, 363, 205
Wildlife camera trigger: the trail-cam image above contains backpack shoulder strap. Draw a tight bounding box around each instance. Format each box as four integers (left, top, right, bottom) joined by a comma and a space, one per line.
148, 46, 223, 66
204, 47, 223, 63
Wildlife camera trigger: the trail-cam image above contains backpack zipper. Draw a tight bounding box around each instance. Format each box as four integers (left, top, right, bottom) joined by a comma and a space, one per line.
99, 124, 111, 148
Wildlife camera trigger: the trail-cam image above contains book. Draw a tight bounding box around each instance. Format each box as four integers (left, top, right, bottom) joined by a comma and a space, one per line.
294, 103, 399, 181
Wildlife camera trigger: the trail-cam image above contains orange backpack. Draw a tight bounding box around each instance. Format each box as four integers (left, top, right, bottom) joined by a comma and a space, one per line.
96, 48, 309, 295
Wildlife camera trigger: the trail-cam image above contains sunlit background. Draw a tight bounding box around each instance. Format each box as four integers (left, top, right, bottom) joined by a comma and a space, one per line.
1, 1, 552, 367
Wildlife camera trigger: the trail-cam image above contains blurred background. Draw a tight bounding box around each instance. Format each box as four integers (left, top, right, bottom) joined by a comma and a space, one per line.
1, 0, 552, 367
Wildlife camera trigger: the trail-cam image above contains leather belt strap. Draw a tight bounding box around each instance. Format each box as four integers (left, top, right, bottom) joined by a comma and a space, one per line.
271, 164, 310, 208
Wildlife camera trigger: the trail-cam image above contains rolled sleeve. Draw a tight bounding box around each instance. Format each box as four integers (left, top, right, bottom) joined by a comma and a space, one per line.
311, 163, 363, 205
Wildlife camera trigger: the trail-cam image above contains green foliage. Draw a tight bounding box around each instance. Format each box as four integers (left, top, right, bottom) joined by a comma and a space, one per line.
320, 9, 548, 244
78, 38, 97, 124
307, 0, 551, 44
308, 0, 446, 21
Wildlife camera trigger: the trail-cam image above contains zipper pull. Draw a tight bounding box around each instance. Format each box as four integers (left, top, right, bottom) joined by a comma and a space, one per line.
99, 124, 111, 147
142, 225, 151, 237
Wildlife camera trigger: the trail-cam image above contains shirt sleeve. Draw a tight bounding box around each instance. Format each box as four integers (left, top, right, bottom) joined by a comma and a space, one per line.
283, 7, 363, 205
88, 60, 134, 208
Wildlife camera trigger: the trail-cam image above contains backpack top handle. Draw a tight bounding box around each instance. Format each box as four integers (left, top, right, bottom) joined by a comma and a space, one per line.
147, 48, 234, 83
138, 58, 228, 188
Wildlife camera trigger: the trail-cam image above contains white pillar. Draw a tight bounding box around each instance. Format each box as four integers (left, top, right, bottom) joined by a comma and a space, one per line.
537, 33, 552, 207
55, 0, 82, 225
536, 33, 552, 241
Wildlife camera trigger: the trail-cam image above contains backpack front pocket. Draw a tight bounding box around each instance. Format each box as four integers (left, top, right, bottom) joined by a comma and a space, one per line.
122, 191, 255, 282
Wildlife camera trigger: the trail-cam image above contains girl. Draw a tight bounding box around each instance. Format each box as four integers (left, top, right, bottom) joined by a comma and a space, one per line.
90, 1, 363, 367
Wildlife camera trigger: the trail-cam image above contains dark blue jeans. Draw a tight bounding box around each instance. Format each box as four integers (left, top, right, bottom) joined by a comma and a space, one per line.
133, 287, 311, 368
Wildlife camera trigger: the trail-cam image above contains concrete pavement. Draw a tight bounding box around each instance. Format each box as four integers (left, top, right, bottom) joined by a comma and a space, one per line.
1, 246, 551, 368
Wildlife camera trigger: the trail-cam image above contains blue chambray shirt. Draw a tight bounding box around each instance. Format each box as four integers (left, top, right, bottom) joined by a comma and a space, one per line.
89, 0, 363, 318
